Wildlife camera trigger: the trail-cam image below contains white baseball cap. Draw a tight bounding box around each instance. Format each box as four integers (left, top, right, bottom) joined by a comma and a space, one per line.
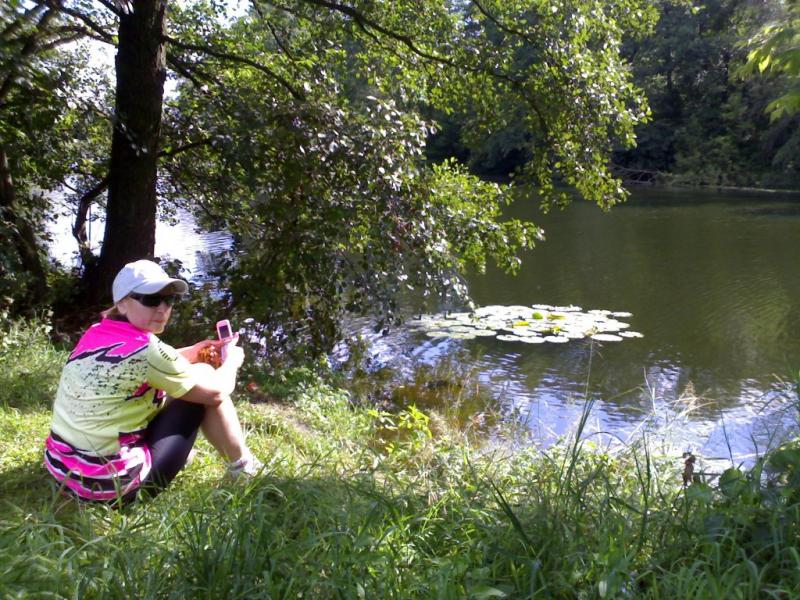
112, 260, 189, 303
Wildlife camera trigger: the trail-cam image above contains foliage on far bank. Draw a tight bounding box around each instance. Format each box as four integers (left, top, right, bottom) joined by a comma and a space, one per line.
624, 0, 800, 189
430, 0, 800, 191
2, 318, 800, 598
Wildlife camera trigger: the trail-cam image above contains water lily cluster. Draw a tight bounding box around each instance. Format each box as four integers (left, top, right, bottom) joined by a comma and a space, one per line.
408, 304, 643, 344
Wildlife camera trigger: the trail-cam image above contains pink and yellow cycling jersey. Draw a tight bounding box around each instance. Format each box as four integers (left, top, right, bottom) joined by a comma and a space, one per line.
44, 318, 197, 501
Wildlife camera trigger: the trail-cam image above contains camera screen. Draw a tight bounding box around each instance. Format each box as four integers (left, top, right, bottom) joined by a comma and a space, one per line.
219, 324, 231, 338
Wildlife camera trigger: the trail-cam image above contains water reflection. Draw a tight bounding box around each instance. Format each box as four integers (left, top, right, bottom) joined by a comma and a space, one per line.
49, 204, 232, 284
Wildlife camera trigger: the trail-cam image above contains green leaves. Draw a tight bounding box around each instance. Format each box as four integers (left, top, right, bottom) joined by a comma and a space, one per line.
741, 0, 800, 121
718, 467, 747, 499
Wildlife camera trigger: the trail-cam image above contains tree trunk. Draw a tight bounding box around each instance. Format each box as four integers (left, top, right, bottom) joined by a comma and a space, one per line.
0, 143, 48, 311
83, 0, 166, 303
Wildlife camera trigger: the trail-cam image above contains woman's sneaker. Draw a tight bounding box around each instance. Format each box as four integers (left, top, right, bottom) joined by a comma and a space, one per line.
226, 454, 264, 480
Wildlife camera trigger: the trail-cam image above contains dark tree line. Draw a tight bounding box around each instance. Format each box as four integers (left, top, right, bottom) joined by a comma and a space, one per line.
431, 0, 800, 190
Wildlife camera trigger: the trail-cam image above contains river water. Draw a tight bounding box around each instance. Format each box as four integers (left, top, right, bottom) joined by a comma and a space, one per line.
51, 188, 800, 463
367, 187, 800, 463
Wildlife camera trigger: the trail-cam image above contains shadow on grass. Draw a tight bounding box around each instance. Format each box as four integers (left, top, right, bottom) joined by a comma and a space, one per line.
0, 374, 58, 415
0, 457, 60, 508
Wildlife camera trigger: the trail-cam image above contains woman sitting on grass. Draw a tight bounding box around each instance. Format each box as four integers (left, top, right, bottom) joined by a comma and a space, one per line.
43, 260, 262, 504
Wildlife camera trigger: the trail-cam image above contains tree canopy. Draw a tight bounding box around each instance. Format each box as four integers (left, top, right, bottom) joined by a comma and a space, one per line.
2, 0, 661, 353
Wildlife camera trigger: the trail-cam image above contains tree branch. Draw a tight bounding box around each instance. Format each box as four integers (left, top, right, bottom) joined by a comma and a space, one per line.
266, 19, 296, 60
158, 138, 213, 159
72, 176, 109, 266
277, 0, 454, 66
55, 4, 115, 44
467, 0, 552, 133
163, 34, 307, 101
265, 0, 531, 91
470, 0, 538, 46
37, 30, 91, 52
166, 54, 219, 90
95, 0, 125, 18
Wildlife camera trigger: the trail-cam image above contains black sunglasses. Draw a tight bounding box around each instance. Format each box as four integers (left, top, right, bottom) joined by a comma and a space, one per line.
128, 292, 180, 308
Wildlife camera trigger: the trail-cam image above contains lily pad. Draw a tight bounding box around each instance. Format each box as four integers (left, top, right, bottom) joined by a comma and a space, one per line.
426, 331, 450, 338
449, 332, 477, 340
496, 334, 525, 342
590, 334, 623, 342
519, 336, 546, 344
512, 329, 540, 337
553, 305, 582, 312
561, 331, 587, 339
619, 331, 644, 338
413, 304, 639, 346
448, 325, 478, 334
471, 329, 499, 337
445, 312, 471, 320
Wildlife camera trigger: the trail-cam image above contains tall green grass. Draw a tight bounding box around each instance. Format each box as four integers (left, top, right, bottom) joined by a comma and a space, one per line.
2, 318, 800, 598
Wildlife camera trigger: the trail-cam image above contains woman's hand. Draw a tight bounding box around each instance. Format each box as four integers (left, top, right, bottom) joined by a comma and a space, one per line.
220, 334, 244, 369
178, 339, 222, 364
222, 343, 245, 369
178, 335, 245, 404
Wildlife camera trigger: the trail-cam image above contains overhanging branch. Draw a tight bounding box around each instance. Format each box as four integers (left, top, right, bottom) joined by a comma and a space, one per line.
166, 54, 220, 89
266, 0, 456, 67
163, 34, 307, 101
55, 5, 115, 44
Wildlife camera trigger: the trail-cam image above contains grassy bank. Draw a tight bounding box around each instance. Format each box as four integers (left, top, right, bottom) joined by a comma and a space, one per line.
2, 320, 800, 599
